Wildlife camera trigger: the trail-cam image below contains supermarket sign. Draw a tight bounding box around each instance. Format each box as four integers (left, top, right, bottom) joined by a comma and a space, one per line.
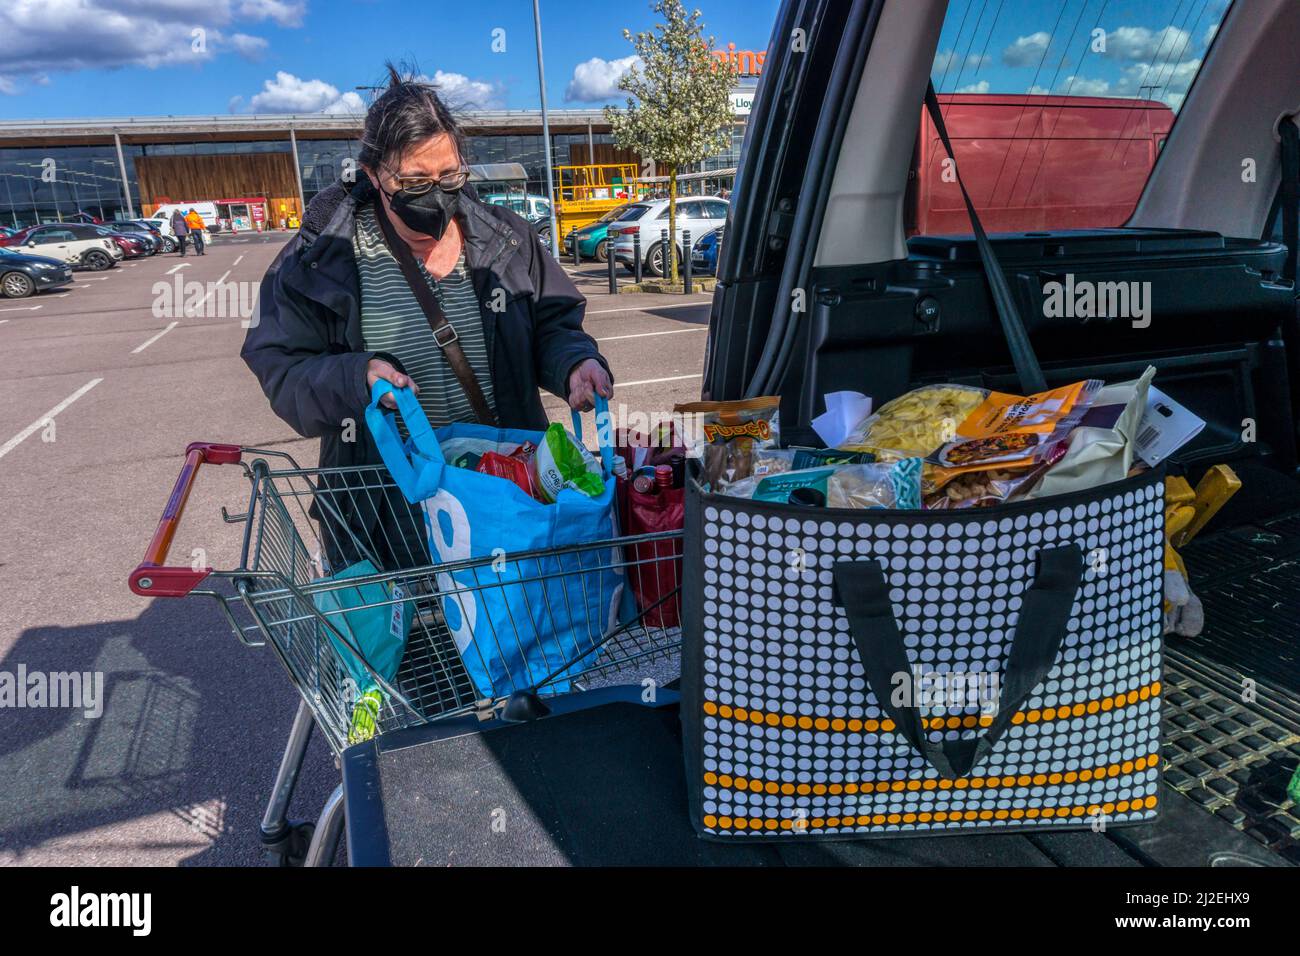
730, 90, 755, 115
712, 43, 765, 76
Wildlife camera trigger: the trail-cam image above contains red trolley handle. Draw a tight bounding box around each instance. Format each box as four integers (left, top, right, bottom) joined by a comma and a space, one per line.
129, 442, 242, 597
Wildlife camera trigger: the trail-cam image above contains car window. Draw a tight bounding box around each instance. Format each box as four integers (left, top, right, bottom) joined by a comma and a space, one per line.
38, 229, 75, 242
926, 0, 1232, 233
704, 201, 729, 219
615, 205, 650, 222
655, 206, 671, 220
678, 201, 705, 219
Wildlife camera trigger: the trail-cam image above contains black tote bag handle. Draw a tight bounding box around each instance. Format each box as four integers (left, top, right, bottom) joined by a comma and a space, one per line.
832, 543, 1084, 779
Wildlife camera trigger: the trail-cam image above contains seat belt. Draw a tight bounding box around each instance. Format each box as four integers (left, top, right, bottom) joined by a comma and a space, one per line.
923, 82, 1047, 395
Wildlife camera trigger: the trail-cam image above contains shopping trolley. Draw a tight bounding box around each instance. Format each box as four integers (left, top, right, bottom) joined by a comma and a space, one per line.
128, 441, 683, 865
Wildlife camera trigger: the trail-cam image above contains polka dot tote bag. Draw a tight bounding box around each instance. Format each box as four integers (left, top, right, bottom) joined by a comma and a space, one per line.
681, 468, 1164, 840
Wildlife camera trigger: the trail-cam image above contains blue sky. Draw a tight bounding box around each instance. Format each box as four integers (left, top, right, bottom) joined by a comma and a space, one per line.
930, 0, 1233, 110
0, 0, 1233, 120
0, 0, 779, 119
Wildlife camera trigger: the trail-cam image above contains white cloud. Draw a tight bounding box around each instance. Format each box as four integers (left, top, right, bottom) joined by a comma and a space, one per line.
1203, 23, 1219, 46
1060, 75, 1112, 96
0, 76, 16, 96
1026, 84, 1051, 95
228, 33, 268, 60
247, 71, 363, 113
0, 0, 299, 91
237, 0, 306, 27
418, 70, 504, 110
1102, 25, 1193, 62
1002, 32, 1051, 67
957, 80, 990, 94
565, 55, 639, 102
932, 49, 989, 76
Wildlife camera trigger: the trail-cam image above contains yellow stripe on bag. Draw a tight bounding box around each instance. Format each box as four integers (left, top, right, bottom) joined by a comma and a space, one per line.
704, 753, 1159, 797
701, 681, 1160, 734
702, 794, 1159, 833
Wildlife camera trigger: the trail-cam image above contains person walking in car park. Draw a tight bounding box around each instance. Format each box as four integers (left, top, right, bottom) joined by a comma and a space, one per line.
242, 65, 613, 570
185, 208, 206, 255
170, 209, 189, 256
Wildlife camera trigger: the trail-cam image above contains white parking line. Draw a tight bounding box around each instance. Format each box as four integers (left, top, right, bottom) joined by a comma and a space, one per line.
616, 373, 703, 387
0, 319, 8, 325
0, 305, 40, 313
232, 255, 244, 267
79, 276, 110, 282
585, 300, 712, 316
0, 378, 102, 462
166, 263, 190, 275
214, 270, 231, 284
595, 328, 707, 343
131, 321, 179, 354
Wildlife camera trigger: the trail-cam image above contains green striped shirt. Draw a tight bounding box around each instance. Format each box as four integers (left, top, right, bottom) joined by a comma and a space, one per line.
354, 202, 496, 429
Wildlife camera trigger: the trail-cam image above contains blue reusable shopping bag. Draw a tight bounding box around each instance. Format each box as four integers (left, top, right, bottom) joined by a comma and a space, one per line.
365, 380, 624, 699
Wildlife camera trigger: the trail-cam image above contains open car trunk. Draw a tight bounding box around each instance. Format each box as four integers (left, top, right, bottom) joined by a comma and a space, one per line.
700, 0, 1300, 864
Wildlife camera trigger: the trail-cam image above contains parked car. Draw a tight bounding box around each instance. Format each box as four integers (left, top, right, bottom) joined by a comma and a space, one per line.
610, 195, 730, 277
0, 223, 121, 270
112, 220, 163, 255
66, 211, 103, 225
562, 202, 636, 261
689, 225, 723, 275
136, 218, 178, 252
0, 245, 73, 298
93, 227, 150, 259
482, 193, 552, 224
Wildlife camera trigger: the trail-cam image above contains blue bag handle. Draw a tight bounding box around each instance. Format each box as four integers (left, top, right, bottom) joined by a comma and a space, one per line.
365, 378, 446, 502
570, 393, 616, 477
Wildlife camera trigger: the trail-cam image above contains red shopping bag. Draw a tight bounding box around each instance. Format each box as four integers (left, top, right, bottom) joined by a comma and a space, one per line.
615, 426, 685, 628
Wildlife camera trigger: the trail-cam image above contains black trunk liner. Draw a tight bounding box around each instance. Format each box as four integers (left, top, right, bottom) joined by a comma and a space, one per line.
1166, 507, 1300, 864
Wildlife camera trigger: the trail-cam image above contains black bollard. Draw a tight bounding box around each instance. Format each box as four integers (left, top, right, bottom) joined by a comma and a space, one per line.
572, 230, 581, 267
683, 230, 693, 294
633, 231, 642, 283
660, 228, 669, 278
606, 237, 617, 294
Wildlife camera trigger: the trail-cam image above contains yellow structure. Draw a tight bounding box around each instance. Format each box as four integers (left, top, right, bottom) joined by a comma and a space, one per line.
552, 163, 642, 239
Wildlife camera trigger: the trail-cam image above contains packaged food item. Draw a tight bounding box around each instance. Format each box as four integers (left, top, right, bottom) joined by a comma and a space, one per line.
476, 451, 542, 500
1025, 367, 1155, 500
673, 396, 781, 489
535, 422, 605, 501
925, 442, 1067, 509
930, 379, 1103, 469
722, 459, 923, 510
749, 446, 875, 482
840, 384, 987, 458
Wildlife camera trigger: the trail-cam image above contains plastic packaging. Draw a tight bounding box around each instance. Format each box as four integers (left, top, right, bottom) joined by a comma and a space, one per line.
722, 459, 922, 510
674, 396, 781, 488
477, 450, 542, 500
535, 422, 605, 501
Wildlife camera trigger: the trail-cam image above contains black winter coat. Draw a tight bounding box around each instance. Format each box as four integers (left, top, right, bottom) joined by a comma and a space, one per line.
241, 178, 609, 568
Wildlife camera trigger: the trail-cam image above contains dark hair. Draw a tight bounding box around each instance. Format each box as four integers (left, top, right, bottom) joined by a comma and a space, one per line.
358, 62, 466, 172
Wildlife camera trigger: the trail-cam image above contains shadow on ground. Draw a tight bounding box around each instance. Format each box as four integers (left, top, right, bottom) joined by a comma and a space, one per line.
0, 597, 338, 865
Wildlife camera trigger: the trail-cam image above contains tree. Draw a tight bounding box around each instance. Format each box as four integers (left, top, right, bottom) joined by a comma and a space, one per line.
606, 0, 735, 284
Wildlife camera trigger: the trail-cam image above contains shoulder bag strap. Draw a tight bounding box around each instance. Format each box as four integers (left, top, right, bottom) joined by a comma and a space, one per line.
372, 199, 498, 426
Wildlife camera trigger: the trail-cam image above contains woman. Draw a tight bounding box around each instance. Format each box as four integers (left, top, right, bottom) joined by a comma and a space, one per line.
243, 67, 613, 569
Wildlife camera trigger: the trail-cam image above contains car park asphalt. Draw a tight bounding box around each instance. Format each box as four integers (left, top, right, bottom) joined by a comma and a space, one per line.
0, 231, 711, 865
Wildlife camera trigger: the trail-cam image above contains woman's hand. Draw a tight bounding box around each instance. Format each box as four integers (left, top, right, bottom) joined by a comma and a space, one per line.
367, 358, 420, 409
567, 358, 613, 412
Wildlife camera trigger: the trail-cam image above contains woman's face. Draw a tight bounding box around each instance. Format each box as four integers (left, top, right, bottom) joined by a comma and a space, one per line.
365, 132, 463, 244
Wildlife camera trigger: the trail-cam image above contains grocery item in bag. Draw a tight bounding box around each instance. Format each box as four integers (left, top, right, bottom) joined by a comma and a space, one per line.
925, 441, 1067, 509
723, 459, 923, 510
674, 397, 780, 489
476, 450, 542, 500
536, 422, 605, 501
1026, 367, 1154, 500
931, 379, 1102, 469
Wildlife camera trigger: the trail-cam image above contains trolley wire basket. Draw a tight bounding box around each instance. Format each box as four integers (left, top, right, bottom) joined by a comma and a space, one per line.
129, 443, 684, 757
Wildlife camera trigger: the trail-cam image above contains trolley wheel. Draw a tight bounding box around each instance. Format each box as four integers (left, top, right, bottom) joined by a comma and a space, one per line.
264, 820, 315, 867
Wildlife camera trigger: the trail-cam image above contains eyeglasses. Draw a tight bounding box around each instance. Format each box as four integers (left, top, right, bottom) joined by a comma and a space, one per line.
381, 164, 471, 196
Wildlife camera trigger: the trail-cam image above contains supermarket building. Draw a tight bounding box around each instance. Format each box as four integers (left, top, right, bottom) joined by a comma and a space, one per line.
0, 83, 756, 229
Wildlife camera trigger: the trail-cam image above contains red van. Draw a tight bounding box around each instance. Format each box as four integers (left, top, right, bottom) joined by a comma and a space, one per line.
909, 94, 1174, 235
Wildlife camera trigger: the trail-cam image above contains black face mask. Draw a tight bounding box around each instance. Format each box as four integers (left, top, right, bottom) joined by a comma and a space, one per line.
382, 184, 460, 240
